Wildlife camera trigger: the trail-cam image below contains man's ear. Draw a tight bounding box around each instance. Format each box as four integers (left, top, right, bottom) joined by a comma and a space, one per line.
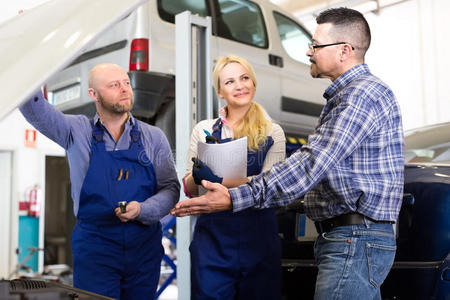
88, 88, 97, 102
342, 44, 354, 60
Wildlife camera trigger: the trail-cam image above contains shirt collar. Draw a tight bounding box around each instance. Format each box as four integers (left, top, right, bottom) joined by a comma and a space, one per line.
323, 64, 370, 100
93, 112, 135, 127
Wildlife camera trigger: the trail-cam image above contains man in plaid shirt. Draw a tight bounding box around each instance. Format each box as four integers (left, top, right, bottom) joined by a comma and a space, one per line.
172, 7, 404, 300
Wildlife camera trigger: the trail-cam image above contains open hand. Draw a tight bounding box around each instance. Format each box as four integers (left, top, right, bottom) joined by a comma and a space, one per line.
170, 180, 231, 217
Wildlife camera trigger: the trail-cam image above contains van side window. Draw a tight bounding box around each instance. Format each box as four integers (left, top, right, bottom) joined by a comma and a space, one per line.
216, 0, 268, 48
273, 12, 311, 65
158, 0, 209, 24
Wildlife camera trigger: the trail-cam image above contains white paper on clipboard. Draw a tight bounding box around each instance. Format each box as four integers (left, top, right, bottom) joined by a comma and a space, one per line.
197, 136, 247, 194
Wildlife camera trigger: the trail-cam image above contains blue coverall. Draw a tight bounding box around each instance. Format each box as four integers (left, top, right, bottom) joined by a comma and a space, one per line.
190, 118, 281, 300
72, 121, 164, 299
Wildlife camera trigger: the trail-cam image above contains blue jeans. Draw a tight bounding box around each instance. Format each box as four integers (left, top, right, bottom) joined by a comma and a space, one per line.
313, 222, 396, 300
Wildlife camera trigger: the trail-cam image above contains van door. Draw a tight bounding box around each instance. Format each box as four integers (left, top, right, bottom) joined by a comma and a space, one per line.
152, 0, 217, 76
271, 11, 328, 134
210, 0, 281, 122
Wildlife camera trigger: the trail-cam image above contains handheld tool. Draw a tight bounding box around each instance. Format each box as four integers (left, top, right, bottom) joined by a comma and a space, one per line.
118, 201, 127, 213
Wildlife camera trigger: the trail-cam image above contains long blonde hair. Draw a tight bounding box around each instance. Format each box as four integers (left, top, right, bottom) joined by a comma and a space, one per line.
213, 55, 272, 151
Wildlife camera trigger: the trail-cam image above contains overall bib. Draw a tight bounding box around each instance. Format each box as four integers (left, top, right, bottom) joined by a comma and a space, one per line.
71, 120, 163, 300
190, 119, 281, 300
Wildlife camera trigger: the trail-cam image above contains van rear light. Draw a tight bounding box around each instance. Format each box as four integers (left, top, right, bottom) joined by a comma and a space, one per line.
42, 85, 48, 100
129, 38, 149, 71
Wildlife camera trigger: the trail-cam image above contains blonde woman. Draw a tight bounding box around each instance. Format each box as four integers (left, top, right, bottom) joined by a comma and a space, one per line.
183, 55, 285, 300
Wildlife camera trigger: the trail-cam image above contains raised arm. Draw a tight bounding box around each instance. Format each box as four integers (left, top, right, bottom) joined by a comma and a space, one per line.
19, 91, 81, 149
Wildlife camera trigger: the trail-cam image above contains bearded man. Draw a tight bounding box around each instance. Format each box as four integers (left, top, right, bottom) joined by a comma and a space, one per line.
20, 63, 180, 300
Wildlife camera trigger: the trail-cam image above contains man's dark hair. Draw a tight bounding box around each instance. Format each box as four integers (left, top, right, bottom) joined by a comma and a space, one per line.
316, 7, 371, 58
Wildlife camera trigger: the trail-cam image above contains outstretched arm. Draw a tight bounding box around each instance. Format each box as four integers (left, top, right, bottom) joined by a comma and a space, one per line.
171, 180, 232, 217
172, 96, 382, 215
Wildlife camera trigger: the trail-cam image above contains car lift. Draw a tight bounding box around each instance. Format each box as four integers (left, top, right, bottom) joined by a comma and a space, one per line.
155, 11, 212, 300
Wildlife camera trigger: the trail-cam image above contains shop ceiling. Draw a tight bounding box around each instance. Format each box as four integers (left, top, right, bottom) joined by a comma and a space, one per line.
271, 0, 409, 19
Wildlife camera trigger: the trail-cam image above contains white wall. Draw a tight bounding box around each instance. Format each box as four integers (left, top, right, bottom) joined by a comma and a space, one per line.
366, 0, 450, 130
0, 109, 64, 277
301, 0, 450, 131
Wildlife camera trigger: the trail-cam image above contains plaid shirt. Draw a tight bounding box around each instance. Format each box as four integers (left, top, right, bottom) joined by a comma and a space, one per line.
229, 64, 404, 222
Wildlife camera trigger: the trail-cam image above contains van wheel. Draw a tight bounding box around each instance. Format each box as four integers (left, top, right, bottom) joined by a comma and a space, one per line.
155, 99, 175, 151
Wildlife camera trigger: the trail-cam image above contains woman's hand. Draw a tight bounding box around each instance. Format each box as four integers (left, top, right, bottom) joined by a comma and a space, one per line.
192, 158, 223, 184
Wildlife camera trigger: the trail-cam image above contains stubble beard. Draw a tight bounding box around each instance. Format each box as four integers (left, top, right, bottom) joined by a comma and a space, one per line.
97, 92, 134, 114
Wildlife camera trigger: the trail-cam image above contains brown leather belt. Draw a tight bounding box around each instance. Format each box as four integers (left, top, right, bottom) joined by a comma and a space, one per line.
314, 213, 394, 234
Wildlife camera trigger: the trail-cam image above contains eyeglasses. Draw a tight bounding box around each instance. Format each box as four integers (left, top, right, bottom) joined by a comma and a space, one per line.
308, 42, 355, 53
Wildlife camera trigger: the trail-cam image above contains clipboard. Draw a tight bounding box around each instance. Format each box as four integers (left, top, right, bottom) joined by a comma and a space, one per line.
196, 137, 247, 194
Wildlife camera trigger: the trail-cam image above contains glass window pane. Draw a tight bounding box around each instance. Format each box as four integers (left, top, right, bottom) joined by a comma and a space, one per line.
158, 0, 209, 24
216, 0, 267, 48
273, 12, 311, 65
405, 143, 450, 163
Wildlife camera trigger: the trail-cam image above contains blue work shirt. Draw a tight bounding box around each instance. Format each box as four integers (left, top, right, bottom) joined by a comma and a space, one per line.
230, 64, 404, 222
20, 92, 180, 225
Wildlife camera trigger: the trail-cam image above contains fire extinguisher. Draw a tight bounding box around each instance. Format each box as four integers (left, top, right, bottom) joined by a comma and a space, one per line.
27, 185, 42, 217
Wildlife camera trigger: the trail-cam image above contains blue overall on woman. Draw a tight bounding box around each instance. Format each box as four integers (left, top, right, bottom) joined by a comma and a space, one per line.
190, 118, 281, 300
71, 120, 164, 300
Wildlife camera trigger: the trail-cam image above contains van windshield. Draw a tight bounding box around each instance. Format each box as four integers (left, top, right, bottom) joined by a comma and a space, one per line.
404, 123, 450, 164
158, 0, 209, 23
405, 143, 450, 163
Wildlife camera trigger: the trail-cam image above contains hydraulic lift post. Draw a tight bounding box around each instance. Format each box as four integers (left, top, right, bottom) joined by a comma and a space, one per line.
175, 11, 212, 300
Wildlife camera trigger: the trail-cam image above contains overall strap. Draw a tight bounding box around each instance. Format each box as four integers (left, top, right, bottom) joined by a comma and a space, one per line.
90, 119, 104, 144
130, 121, 141, 145
211, 118, 223, 140
247, 136, 274, 176
211, 118, 232, 143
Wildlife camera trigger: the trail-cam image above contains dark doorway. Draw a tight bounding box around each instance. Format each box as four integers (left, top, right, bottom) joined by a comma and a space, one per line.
44, 156, 75, 268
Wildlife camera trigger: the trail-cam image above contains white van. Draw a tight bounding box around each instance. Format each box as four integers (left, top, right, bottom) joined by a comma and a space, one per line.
46, 0, 328, 150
